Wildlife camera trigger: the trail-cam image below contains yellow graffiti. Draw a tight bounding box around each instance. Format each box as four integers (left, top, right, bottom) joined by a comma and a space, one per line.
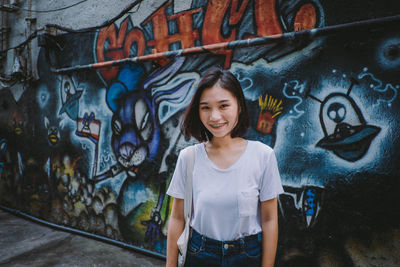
258, 94, 283, 118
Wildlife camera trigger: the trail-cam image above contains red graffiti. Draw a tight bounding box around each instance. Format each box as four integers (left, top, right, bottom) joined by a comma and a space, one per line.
95, 0, 319, 81
257, 111, 275, 134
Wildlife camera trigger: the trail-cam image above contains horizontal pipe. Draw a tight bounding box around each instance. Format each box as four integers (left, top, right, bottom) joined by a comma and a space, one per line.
0, 4, 18, 12
51, 14, 400, 74
0, 205, 166, 260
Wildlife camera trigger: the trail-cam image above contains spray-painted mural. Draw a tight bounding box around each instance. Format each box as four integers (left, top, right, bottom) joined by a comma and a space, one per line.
1, 0, 400, 265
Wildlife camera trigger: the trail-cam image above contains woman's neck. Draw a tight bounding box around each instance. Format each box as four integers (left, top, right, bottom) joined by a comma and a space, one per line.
207, 136, 245, 150
204, 136, 248, 169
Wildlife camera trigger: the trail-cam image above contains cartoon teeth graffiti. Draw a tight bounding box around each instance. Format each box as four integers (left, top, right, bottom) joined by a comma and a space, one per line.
58, 75, 83, 120
310, 80, 381, 161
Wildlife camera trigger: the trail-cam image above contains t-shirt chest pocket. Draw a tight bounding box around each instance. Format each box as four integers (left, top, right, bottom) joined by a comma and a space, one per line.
238, 189, 259, 217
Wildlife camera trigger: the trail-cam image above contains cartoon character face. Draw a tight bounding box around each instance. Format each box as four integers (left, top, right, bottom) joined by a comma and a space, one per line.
10, 111, 25, 135
257, 112, 275, 134
111, 92, 160, 177
44, 116, 63, 146
320, 93, 364, 138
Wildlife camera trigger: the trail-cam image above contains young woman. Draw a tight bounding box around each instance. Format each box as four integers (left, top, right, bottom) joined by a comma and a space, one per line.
166, 68, 284, 267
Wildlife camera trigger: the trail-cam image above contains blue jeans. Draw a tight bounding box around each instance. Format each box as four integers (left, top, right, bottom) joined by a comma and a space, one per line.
184, 229, 262, 267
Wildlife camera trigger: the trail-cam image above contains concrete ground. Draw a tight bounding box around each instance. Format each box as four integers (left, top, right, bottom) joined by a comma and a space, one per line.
0, 209, 165, 267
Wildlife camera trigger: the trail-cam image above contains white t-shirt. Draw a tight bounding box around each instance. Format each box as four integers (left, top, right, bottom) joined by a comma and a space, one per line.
166, 140, 284, 241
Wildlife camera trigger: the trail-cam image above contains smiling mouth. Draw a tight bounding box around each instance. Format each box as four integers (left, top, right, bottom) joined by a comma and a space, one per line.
209, 122, 227, 129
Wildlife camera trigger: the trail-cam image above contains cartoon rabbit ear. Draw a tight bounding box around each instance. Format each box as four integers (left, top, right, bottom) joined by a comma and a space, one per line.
44, 116, 50, 129
0, 140, 6, 151
106, 64, 145, 112
59, 119, 66, 129
143, 57, 185, 90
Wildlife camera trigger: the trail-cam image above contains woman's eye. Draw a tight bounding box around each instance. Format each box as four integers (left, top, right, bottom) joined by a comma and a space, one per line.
220, 104, 228, 109
200, 106, 209, 110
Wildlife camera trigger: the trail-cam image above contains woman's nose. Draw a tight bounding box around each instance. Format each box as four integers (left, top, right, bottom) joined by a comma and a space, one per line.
210, 109, 221, 120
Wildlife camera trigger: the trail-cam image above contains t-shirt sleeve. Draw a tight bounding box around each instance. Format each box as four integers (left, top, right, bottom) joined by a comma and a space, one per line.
166, 148, 187, 199
259, 149, 284, 202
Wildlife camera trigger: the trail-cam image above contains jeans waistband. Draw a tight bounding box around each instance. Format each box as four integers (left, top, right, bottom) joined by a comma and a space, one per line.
190, 228, 261, 255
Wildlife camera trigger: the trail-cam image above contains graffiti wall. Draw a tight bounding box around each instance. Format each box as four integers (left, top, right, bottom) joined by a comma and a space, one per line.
1, 0, 399, 265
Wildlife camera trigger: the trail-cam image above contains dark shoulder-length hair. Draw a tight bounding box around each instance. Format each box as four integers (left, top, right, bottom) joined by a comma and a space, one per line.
181, 67, 250, 142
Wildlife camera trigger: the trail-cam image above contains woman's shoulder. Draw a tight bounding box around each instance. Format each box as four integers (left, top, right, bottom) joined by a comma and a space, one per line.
178, 143, 203, 158
246, 140, 274, 155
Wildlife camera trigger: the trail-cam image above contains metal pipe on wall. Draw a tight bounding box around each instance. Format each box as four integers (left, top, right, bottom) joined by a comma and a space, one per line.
49, 14, 400, 74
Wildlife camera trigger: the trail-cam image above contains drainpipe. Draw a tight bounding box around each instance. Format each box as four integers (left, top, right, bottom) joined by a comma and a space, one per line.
25, 0, 31, 79
24, 0, 36, 79
0, 0, 6, 61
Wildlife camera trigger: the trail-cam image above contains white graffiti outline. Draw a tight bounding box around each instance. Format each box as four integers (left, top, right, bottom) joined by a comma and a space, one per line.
282, 80, 305, 121
358, 69, 398, 104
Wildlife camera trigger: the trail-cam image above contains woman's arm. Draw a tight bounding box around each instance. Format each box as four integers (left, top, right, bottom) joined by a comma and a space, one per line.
260, 197, 279, 267
166, 197, 185, 267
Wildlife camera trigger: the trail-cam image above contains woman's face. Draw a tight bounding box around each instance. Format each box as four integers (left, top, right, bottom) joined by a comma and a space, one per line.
199, 82, 240, 140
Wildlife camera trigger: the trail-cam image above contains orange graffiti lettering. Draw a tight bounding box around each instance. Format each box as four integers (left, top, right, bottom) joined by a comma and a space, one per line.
143, 1, 201, 66
96, 19, 129, 81
124, 28, 146, 59
254, 0, 282, 36
96, 18, 146, 81
95, 0, 320, 80
202, 0, 249, 68
294, 4, 317, 31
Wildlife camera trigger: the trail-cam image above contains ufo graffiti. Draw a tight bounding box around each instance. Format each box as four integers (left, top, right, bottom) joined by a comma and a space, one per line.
58, 75, 83, 120
310, 80, 381, 162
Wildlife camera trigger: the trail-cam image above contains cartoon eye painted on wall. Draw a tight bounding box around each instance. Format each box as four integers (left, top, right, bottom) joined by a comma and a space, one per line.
308, 79, 381, 162
327, 102, 346, 123
64, 81, 70, 93
134, 98, 152, 141
61, 79, 76, 104
112, 118, 122, 136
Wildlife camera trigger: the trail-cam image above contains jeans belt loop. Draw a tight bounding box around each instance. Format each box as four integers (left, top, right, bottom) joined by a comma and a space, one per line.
201, 232, 206, 248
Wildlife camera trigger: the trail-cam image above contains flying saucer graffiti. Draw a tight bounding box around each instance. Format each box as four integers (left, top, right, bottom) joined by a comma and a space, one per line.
310, 80, 381, 162
58, 75, 83, 120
